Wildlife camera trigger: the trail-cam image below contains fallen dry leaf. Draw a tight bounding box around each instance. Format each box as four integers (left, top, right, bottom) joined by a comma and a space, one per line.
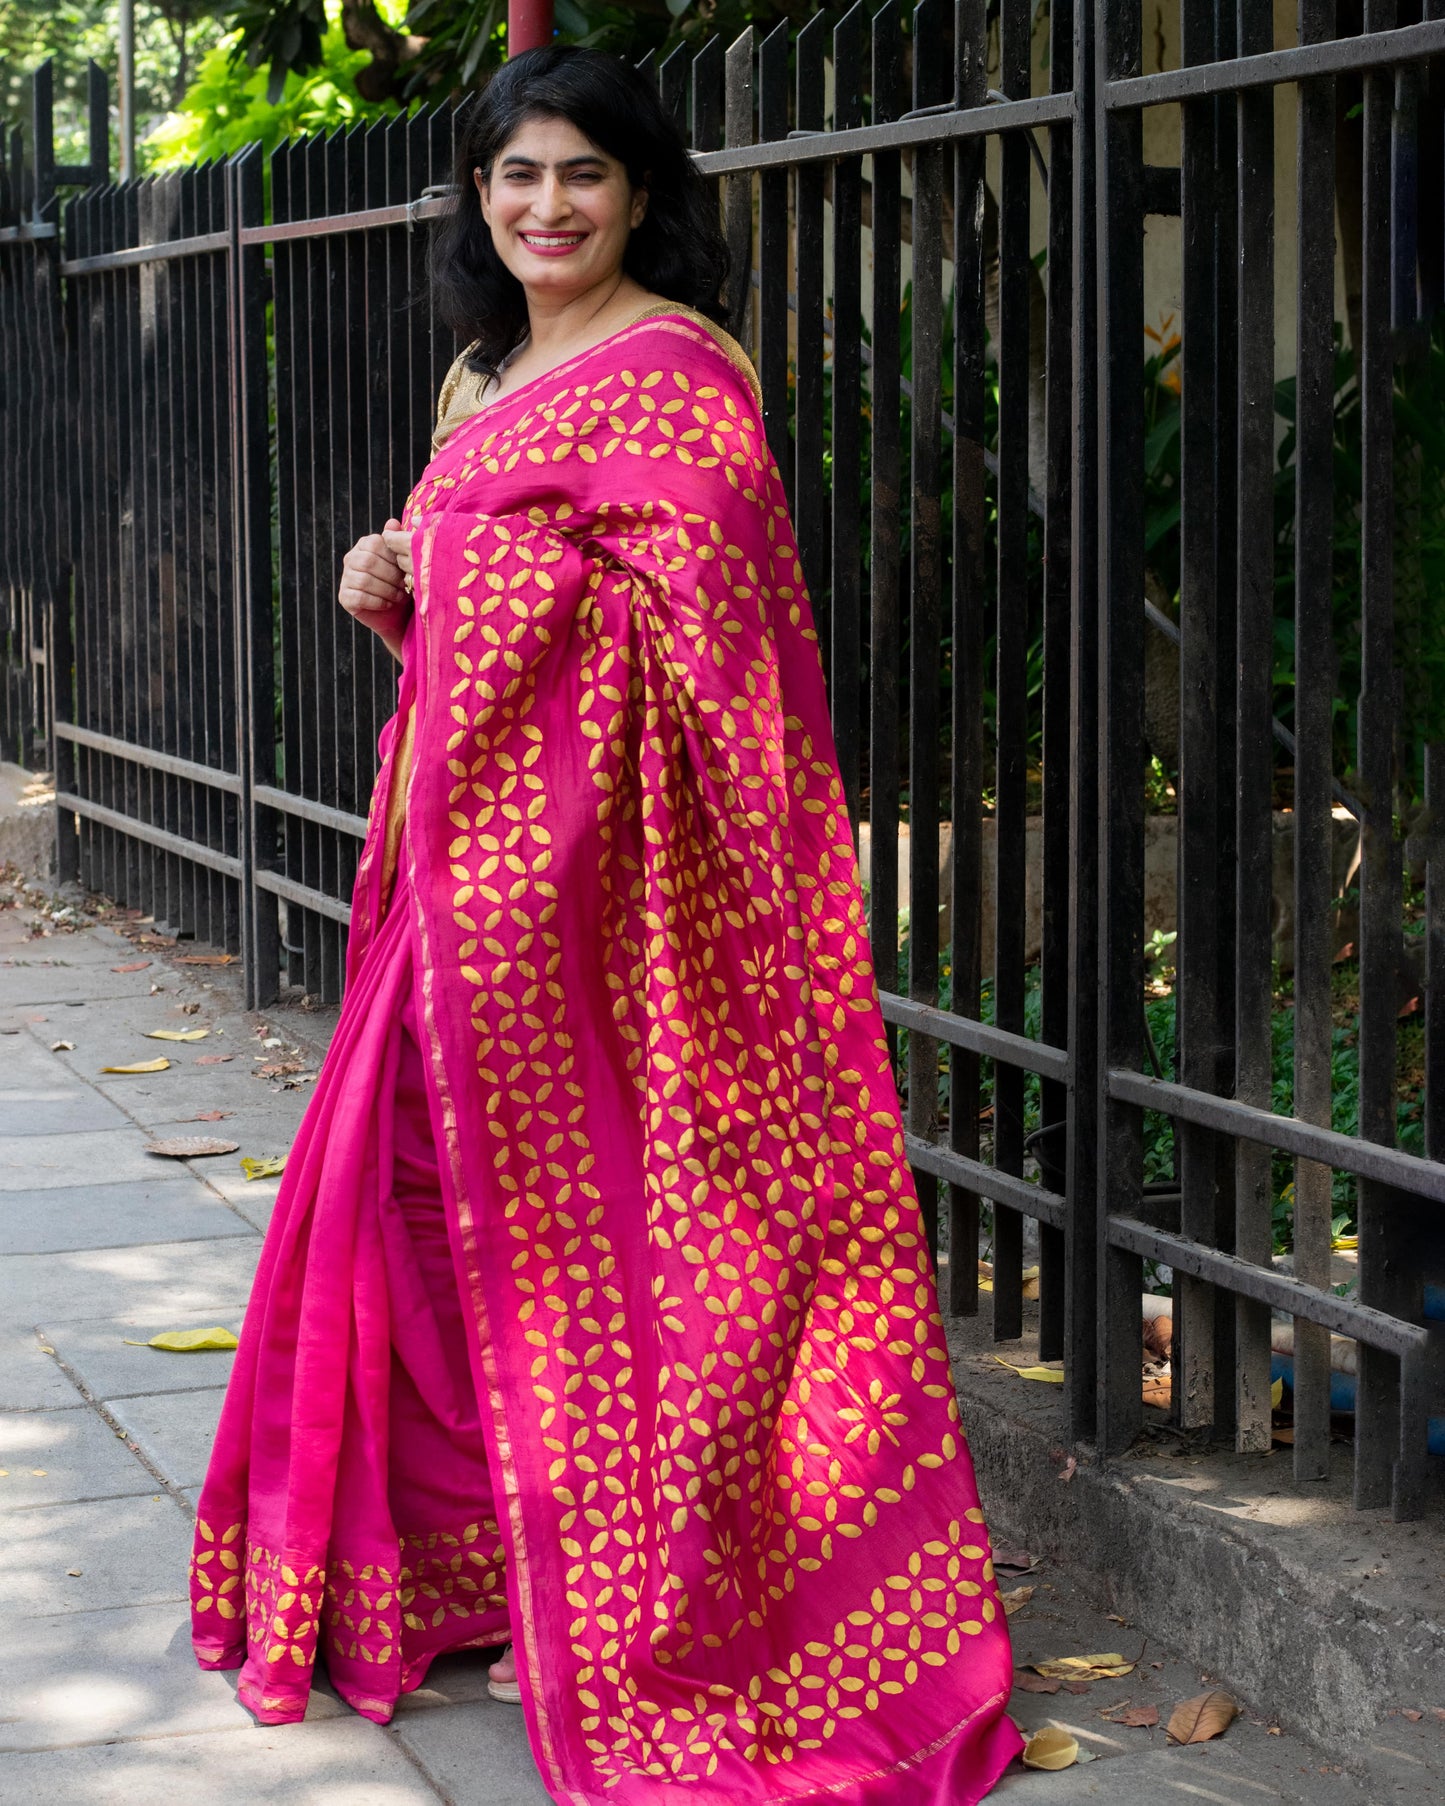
183, 1110, 233, 1122
50, 1039, 75, 1052
1061, 1679, 1092, 1695
1021, 1264, 1041, 1301
176, 953, 235, 965
122, 1327, 240, 1352
1001, 1586, 1034, 1616
1021, 1727, 1079, 1771
1057, 1455, 1078, 1483
1401, 1709, 1424, 1723
194, 1053, 234, 1065
111, 961, 151, 973
146, 1136, 241, 1159
256, 1060, 303, 1077
1141, 1375, 1172, 1408
101, 1057, 171, 1075
1012, 1669, 1061, 1695
144, 1027, 210, 1042
1034, 1654, 1135, 1682
993, 1545, 1041, 1576
1107, 1614, 1127, 1625
241, 1154, 287, 1181
66, 1567, 82, 1576
1167, 1690, 1238, 1745
1108, 1704, 1159, 1728
994, 1356, 1066, 1383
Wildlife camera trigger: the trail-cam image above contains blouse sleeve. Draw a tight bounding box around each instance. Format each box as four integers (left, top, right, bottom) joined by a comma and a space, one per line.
431, 343, 490, 454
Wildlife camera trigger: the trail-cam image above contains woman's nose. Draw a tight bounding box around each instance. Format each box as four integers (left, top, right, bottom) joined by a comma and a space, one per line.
531, 175, 571, 222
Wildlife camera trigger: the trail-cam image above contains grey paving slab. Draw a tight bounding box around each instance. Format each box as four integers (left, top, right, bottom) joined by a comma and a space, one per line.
43, 1308, 248, 1401
0, 966, 188, 1006
989, 1738, 1369, 1803
0, 1129, 161, 1192
0, 1178, 255, 1255
0, 1330, 85, 1411
4, 1235, 260, 1326
0, 1599, 347, 1753
0, 1037, 130, 1136
108, 1387, 227, 1490
392, 1700, 552, 1805
0, 1719, 443, 1803
0, 1407, 156, 1509
0, 1493, 193, 1617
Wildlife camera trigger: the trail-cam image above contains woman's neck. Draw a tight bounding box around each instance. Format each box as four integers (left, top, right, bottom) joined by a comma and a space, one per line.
508, 274, 653, 384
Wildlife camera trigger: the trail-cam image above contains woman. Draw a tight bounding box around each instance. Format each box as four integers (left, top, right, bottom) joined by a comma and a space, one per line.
191, 46, 1021, 1803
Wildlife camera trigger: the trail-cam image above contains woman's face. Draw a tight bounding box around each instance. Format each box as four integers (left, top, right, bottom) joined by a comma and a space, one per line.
476, 115, 646, 304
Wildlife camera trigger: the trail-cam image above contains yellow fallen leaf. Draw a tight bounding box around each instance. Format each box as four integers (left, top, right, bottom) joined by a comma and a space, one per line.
122, 1327, 240, 1352
1331, 1234, 1358, 1251
1167, 1689, 1238, 1745
1001, 1585, 1034, 1616
241, 1155, 287, 1181
1021, 1264, 1041, 1301
995, 1356, 1065, 1383
1271, 1376, 1284, 1409
1021, 1727, 1079, 1771
1034, 1653, 1135, 1680
101, 1058, 171, 1074
144, 1028, 210, 1042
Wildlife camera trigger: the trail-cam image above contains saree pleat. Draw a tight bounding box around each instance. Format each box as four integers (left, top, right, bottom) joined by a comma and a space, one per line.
194, 310, 1021, 1801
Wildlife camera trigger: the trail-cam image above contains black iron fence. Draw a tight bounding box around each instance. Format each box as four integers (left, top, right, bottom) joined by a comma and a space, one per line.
2, 1, 1442, 1518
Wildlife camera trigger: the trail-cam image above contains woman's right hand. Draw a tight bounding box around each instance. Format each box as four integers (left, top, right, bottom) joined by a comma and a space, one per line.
339, 518, 411, 661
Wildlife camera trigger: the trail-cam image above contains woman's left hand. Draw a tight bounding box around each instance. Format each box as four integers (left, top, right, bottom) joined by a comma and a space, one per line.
382, 524, 414, 584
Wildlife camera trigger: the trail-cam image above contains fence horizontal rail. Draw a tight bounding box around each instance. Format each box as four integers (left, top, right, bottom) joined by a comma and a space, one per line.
1107, 1217, 1431, 1358
55, 792, 244, 880
1107, 19, 1445, 110
0, 222, 56, 243
691, 89, 1073, 176
59, 230, 229, 276
880, 992, 1071, 1080
1109, 1069, 1445, 1202
253, 865, 352, 927
53, 720, 242, 794
252, 783, 369, 839
904, 1134, 1067, 1229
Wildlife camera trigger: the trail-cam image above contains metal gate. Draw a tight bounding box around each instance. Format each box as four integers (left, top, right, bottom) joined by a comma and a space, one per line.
1, 2, 1442, 1515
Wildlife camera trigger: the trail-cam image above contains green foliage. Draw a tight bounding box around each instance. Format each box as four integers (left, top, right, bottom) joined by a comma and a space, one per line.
150, 7, 399, 165
1, 0, 229, 163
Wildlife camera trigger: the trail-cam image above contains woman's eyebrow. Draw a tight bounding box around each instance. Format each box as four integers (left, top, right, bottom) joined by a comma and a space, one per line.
497, 153, 608, 172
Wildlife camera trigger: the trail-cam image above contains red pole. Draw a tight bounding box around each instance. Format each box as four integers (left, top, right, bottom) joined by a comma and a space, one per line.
507, 0, 554, 56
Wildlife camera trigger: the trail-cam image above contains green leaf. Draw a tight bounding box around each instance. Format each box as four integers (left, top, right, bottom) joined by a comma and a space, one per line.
123, 1327, 239, 1353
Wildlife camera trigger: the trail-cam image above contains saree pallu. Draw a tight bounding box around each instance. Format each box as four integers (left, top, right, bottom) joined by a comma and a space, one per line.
192, 310, 1021, 1802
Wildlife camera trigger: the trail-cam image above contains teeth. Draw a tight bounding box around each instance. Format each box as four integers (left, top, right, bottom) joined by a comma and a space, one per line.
522, 234, 582, 245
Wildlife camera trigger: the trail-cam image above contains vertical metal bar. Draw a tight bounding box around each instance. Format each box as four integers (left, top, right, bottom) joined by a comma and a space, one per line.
1096, 0, 1147, 1457
829, 2, 866, 835
1356, 0, 1413, 1513
1292, 0, 1339, 1485
869, 2, 904, 1014
1210, 0, 1241, 1443
907, 0, 948, 1261
87, 60, 110, 188
229, 145, 276, 1004
1037, 0, 1075, 1363
793, 11, 828, 611
1234, 0, 1276, 1457
757, 22, 790, 483
723, 30, 754, 347
659, 43, 690, 136
991, 0, 1033, 1343
948, 0, 988, 1318
1174, 0, 1222, 1429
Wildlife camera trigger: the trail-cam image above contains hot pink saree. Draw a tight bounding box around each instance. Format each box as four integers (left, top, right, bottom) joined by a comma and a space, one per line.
192, 310, 1021, 1801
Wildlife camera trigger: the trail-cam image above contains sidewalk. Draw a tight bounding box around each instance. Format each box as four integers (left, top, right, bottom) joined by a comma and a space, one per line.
0, 869, 1430, 1803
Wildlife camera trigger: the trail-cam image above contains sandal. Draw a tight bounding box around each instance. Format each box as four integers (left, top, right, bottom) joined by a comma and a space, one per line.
487, 1644, 522, 1704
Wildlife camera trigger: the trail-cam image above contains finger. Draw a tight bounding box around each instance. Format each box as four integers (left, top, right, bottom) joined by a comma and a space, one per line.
341, 570, 403, 602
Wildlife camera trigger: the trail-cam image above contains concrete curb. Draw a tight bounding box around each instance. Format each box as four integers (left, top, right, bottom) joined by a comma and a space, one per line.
949, 1316, 1445, 1758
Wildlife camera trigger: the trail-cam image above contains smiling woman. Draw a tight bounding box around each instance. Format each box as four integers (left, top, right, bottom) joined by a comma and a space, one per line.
190, 45, 1021, 1806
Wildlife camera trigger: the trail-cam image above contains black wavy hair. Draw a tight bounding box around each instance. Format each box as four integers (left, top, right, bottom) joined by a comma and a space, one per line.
428, 46, 730, 379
